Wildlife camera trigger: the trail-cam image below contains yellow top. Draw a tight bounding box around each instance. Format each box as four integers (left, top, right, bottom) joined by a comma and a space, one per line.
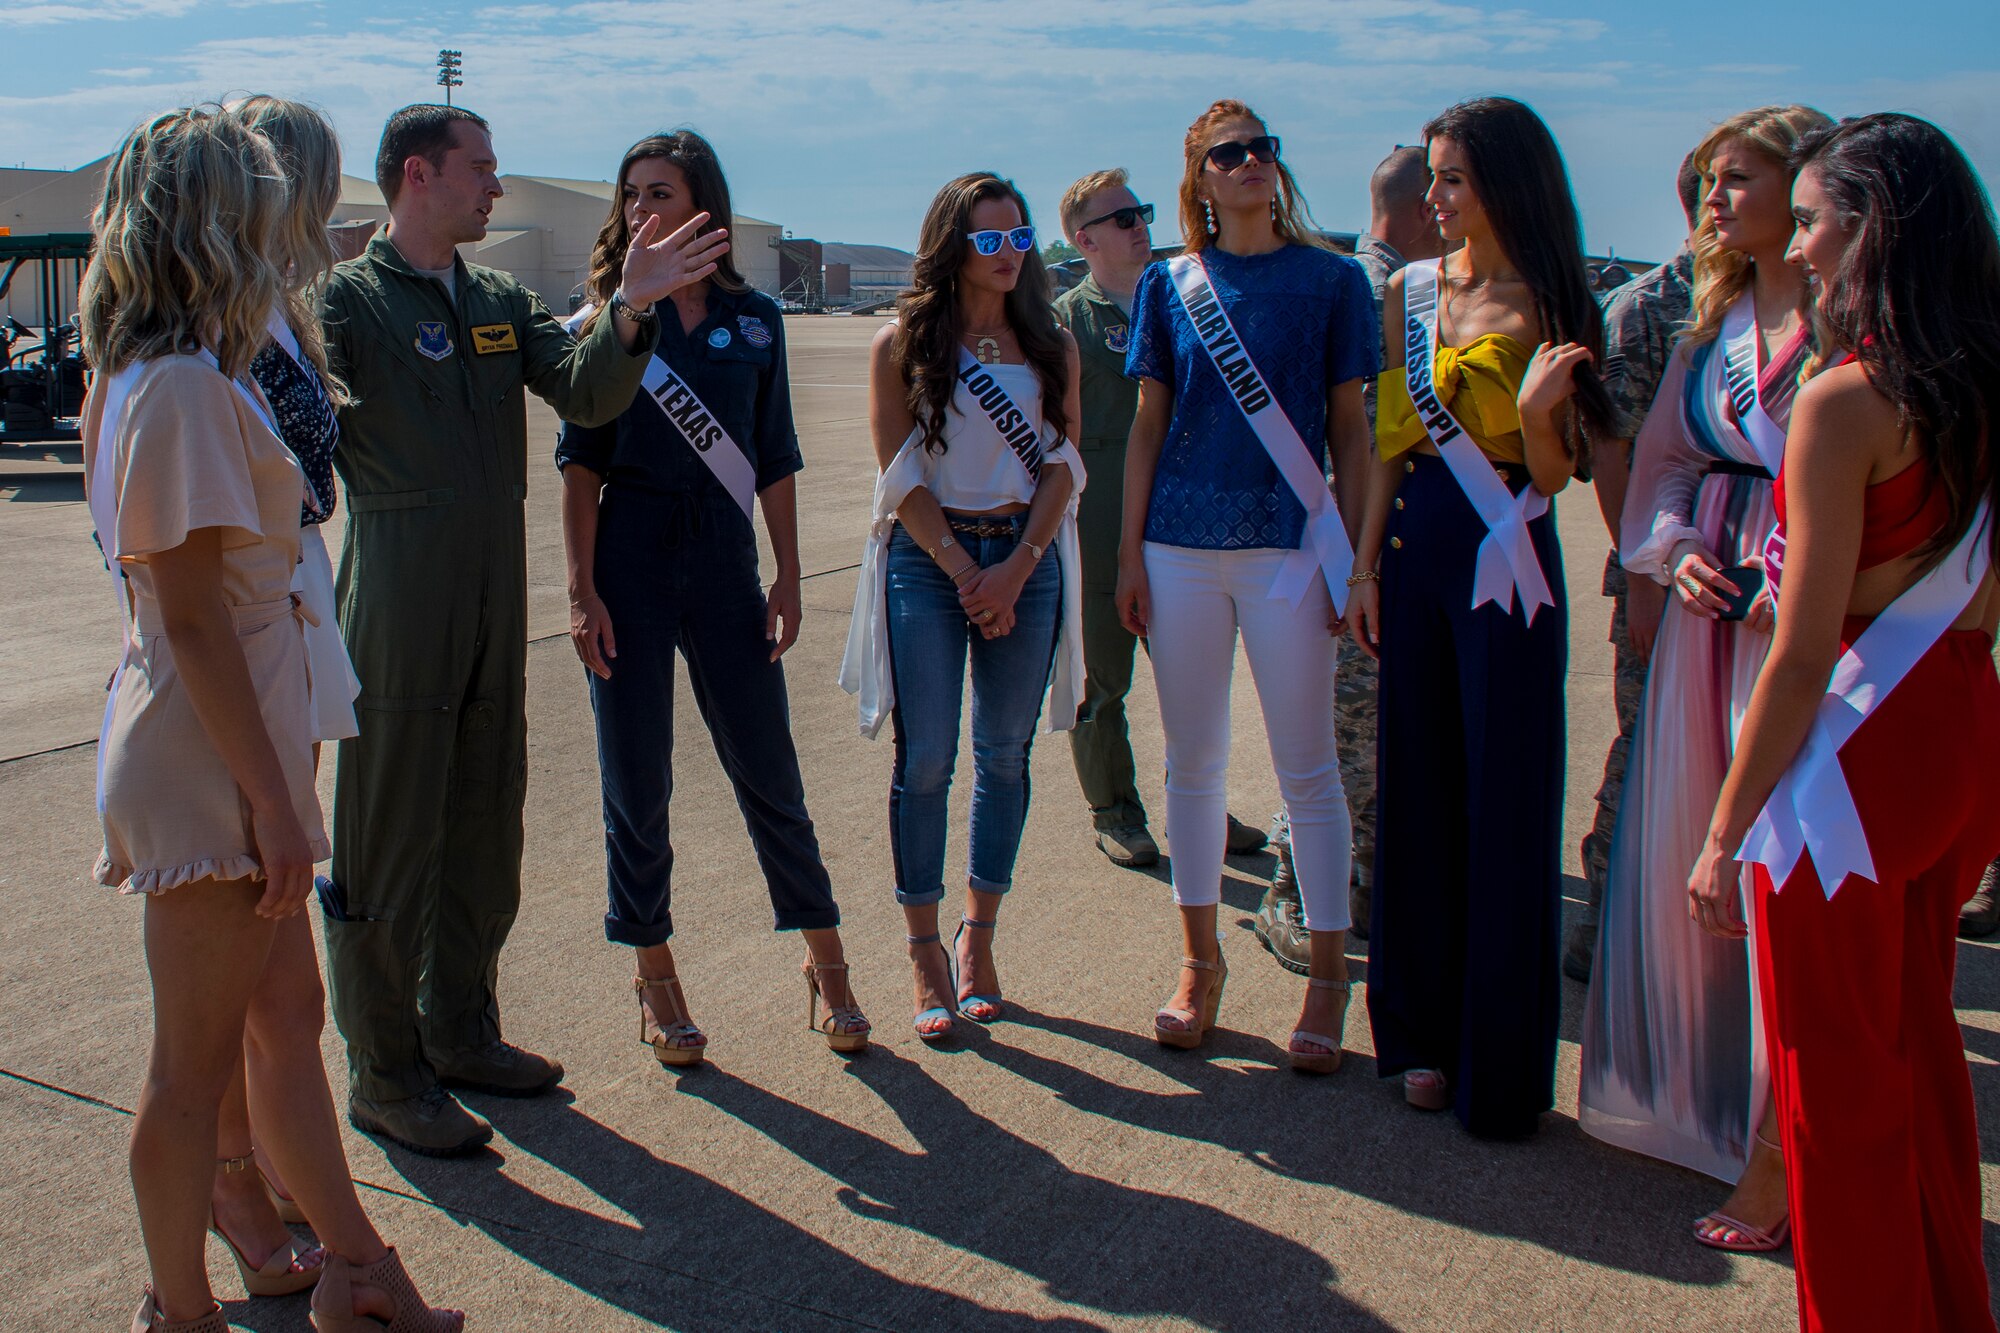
1376, 332, 1532, 463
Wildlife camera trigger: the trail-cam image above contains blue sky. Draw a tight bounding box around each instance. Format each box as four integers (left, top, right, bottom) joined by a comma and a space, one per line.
6, 0, 1997, 262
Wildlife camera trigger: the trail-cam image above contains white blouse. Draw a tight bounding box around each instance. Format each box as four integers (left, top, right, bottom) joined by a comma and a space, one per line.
838, 362, 1087, 738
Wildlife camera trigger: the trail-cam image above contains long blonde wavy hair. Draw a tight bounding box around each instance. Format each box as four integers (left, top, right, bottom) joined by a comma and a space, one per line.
226, 94, 350, 404
1684, 104, 1833, 347
81, 106, 287, 379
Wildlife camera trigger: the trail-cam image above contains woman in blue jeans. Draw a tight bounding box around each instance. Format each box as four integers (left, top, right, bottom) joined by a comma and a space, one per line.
841, 172, 1085, 1040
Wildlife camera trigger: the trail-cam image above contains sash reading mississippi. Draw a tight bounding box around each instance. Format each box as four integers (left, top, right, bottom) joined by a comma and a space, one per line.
1178, 277, 1274, 415
954, 361, 1043, 478
1403, 283, 1466, 447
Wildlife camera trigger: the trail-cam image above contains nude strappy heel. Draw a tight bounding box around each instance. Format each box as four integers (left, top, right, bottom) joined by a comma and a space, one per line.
1154, 953, 1227, 1050
1286, 977, 1351, 1074
1693, 1127, 1792, 1252
953, 915, 1003, 1022
803, 957, 871, 1053
132, 1288, 227, 1333
214, 1152, 320, 1291
634, 973, 707, 1068
906, 932, 955, 1042
308, 1246, 463, 1332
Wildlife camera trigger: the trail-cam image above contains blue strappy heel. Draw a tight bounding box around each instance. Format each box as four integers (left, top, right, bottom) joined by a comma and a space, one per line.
954, 915, 1004, 1022
906, 932, 955, 1041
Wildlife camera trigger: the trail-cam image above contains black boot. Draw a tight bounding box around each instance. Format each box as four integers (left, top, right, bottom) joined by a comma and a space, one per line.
1253, 839, 1311, 976
1960, 858, 2000, 939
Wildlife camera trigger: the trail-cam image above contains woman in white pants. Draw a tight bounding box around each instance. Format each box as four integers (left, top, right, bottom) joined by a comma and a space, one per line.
1116, 99, 1378, 1067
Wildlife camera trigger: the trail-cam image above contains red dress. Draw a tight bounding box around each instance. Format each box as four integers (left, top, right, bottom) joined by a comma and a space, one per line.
1758, 460, 1999, 1333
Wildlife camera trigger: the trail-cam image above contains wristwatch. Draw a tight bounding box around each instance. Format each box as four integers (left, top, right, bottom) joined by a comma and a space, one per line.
610, 287, 657, 326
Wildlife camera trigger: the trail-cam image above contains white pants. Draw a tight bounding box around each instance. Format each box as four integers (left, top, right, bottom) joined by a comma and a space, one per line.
1144, 542, 1352, 930
293, 523, 361, 743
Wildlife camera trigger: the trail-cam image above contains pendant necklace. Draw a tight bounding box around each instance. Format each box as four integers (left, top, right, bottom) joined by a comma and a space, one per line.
966, 328, 1007, 365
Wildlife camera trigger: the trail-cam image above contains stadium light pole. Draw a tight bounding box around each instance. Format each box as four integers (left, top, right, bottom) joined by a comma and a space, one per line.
436, 49, 464, 106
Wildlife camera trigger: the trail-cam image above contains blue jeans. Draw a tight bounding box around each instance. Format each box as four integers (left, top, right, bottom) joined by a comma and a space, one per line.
885, 517, 1062, 905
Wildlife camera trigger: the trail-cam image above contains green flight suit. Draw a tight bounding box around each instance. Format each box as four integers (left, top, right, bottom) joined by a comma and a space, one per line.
1053, 275, 1147, 832
320, 232, 653, 1101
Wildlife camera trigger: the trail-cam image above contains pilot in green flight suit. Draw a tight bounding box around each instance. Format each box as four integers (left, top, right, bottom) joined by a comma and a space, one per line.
319, 104, 725, 1154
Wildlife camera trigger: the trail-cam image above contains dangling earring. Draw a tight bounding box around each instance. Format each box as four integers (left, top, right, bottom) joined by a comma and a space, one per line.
1203, 199, 1217, 235
1270, 196, 1279, 221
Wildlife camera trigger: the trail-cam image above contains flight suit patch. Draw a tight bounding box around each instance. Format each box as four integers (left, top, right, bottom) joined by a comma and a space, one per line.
1103, 323, 1130, 354
414, 321, 455, 361
471, 323, 519, 355
737, 314, 773, 348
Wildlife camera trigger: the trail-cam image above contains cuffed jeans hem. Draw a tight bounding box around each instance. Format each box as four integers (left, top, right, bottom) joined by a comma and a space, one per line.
894, 886, 947, 907
605, 914, 675, 948
967, 874, 1013, 895
772, 907, 842, 932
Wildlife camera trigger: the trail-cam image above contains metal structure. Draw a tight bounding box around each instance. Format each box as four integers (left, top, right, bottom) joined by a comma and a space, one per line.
436, 49, 464, 106
0, 233, 90, 446
774, 234, 825, 312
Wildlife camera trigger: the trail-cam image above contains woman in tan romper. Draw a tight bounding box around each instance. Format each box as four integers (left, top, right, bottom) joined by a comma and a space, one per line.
84, 106, 460, 1333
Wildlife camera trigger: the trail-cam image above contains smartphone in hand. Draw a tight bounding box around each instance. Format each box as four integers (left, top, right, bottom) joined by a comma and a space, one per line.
1714, 564, 1767, 622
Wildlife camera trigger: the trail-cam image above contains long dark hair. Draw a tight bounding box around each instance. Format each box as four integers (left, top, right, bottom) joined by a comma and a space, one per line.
584, 129, 746, 322
1422, 97, 1618, 459
894, 172, 1068, 454
1793, 113, 2000, 569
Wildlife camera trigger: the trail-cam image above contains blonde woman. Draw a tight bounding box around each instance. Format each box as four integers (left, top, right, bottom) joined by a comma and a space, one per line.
1578, 105, 1829, 1252
83, 106, 457, 1333
191, 92, 363, 1289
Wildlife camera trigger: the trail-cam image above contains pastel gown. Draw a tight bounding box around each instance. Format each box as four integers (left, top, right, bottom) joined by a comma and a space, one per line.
1576, 296, 1808, 1180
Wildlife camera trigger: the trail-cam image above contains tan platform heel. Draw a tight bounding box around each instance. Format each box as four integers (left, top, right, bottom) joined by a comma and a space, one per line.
1154, 953, 1227, 1050
1286, 977, 1351, 1074
803, 958, 872, 1053
308, 1246, 463, 1332
132, 1288, 227, 1333
214, 1151, 320, 1291
635, 973, 707, 1068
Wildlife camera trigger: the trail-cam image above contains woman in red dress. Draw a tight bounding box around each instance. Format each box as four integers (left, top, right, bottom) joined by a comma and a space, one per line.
1687, 113, 2000, 1333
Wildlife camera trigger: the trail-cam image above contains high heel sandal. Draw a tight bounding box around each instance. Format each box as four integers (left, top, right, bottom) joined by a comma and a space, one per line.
1404, 1068, 1449, 1110
309, 1246, 464, 1332
220, 1147, 308, 1233
953, 915, 1003, 1022
804, 958, 871, 1053
1154, 953, 1227, 1050
132, 1287, 227, 1333
634, 973, 707, 1068
1692, 1128, 1791, 1253
1286, 977, 1350, 1075
906, 932, 955, 1042
209, 1201, 325, 1296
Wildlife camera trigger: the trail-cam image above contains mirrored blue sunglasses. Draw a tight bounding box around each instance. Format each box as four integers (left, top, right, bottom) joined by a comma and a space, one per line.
966, 226, 1037, 256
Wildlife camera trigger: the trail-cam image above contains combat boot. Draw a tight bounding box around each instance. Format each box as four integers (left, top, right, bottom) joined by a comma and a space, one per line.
1960, 858, 2000, 939
349, 1086, 493, 1157
1253, 840, 1311, 976
434, 1039, 565, 1097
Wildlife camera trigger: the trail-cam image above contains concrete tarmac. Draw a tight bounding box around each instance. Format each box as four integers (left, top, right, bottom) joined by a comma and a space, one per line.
1, 315, 1994, 1330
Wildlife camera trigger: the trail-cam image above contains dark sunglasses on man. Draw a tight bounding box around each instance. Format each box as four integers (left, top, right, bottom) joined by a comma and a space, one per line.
966, 226, 1037, 256
1205, 136, 1281, 172
1079, 202, 1155, 232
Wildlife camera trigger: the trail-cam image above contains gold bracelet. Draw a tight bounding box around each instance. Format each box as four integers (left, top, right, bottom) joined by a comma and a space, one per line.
1344, 569, 1380, 586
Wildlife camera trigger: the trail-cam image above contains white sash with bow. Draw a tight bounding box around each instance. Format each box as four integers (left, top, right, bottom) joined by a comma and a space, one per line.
1717, 295, 1787, 478
1402, 259, 1554, 623
838, 353, 1086, 739
1740, 503, 1993, 897
566, 305, 758, 520
1166, 253, 1354, 613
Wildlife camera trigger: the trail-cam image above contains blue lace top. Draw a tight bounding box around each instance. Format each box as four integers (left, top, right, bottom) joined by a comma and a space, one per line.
1126, 244, 1378, 549
249, 340, 339, 526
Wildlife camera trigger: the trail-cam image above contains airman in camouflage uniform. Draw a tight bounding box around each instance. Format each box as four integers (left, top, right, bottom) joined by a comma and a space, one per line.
1565, 242, 1695, 982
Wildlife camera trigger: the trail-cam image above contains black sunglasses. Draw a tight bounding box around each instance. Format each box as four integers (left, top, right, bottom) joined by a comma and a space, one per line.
1079, 202, 1155, 231
1205, 136, 1281, 172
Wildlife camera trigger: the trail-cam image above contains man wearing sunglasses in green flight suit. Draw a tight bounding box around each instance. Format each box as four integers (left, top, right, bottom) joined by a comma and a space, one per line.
1052, 168, 1266, 870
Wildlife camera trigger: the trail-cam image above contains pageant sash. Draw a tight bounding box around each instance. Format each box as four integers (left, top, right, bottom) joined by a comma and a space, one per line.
1717, 294, 1787, 477
953, 348, 1046, 481
566, 305, 756, 520
1166, 253, 1354, 613
1739, 502, 1994, 897
1402, 259, 1554, 623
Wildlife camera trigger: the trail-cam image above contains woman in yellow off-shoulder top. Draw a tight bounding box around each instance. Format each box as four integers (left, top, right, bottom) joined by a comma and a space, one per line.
1345, 97, 1619, 1141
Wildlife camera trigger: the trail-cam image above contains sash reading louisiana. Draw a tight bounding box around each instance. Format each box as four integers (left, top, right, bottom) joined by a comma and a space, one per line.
1402, 283, 1465, 447
1176, 277, 1275, 416
954, 360, 1043, 478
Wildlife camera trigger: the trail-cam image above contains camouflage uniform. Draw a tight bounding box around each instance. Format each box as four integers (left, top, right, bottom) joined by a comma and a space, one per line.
1568, 247, 1695, 979
1260, 235, 1398, 955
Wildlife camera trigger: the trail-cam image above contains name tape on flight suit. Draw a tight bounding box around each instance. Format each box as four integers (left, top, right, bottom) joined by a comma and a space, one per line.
471, 323, 519, 355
